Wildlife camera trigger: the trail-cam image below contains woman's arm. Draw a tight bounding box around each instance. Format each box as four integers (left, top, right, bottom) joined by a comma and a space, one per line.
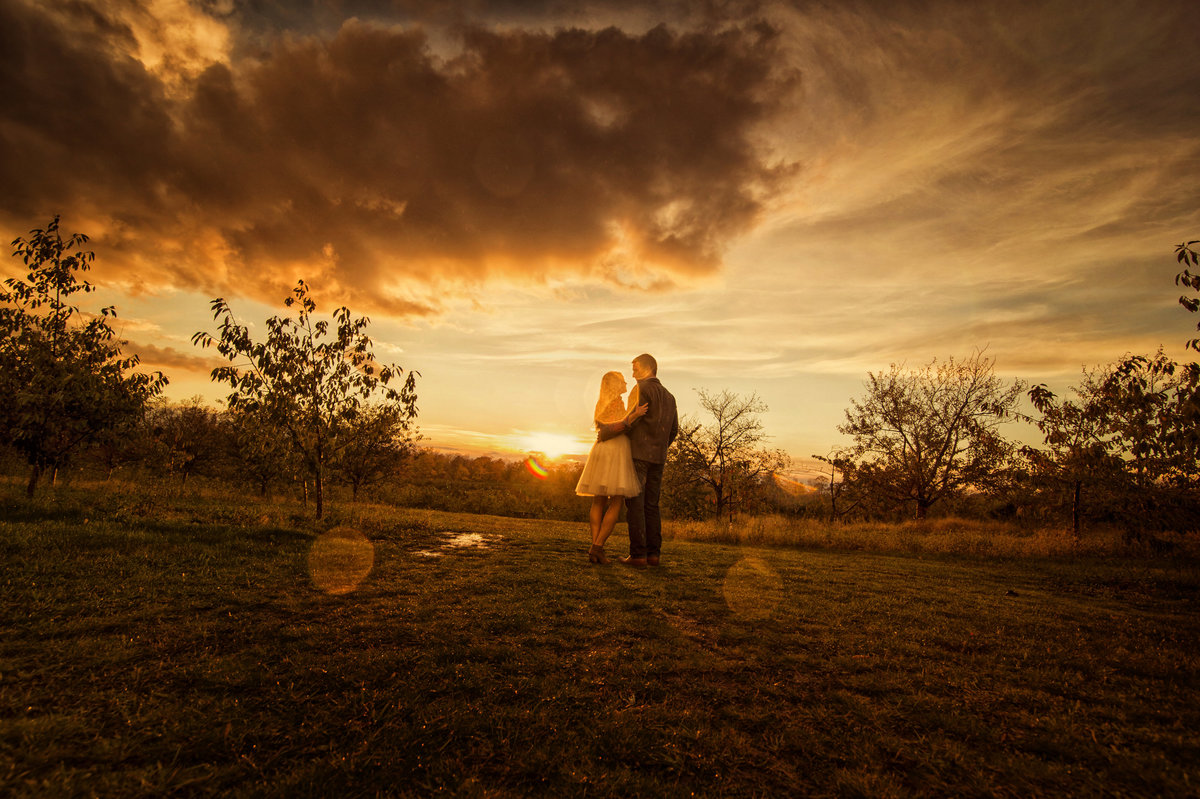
596, 400, 648, 441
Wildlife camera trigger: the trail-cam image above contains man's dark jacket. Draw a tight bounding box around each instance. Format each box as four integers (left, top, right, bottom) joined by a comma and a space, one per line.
598, 377, 678, 463
628, 377, 677, 464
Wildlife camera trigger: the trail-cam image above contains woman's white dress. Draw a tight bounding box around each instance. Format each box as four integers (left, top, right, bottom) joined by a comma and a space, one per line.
575, 434, 640, 497
575, 395, 641, 497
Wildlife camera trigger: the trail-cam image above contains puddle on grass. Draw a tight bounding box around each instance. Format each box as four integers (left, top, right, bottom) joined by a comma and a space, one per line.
415, 531, 495, 557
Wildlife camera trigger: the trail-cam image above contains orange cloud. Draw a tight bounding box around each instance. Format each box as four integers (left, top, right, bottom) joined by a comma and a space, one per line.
126, 340, 223, 375
0, 2, 793, 315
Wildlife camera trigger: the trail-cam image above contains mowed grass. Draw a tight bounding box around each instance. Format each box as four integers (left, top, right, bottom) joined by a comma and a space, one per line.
2, 484, 1198, 797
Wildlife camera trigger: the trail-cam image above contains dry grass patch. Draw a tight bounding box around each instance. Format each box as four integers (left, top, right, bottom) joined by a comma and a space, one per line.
662, 514, 1176, 558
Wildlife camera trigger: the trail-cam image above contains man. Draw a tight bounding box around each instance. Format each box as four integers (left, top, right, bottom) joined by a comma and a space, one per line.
613, 353, 678, 568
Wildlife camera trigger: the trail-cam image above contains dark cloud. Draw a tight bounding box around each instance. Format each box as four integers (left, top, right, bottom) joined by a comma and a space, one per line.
0, 0, 792, 314
0, 0, 175, 219
127, 340, 224, 374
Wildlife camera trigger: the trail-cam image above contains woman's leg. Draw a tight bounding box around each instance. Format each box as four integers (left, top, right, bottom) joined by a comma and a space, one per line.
595, 496, 623, 547
589, 497, 606, 545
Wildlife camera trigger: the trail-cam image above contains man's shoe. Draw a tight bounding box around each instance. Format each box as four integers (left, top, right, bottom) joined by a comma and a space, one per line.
646, 555, 660, 567
619, 556, 648, 569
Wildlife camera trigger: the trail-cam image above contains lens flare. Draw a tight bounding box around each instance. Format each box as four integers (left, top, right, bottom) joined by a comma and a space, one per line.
308, 527, 375, 595
722, 557, 784, 620
525, 456, 549, 479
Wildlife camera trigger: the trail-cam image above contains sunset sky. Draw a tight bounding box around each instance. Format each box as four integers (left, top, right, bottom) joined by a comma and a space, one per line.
3, 0, 1199, 469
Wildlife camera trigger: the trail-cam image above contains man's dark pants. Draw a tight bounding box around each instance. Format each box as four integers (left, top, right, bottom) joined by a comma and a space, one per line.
625, 459, 664, 559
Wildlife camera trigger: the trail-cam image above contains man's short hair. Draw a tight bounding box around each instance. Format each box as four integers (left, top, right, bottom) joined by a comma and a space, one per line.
634, 353, 657, 375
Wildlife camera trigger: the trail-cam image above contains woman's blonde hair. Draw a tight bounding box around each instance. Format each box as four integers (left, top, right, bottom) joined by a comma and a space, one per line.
594, 371, 626, 423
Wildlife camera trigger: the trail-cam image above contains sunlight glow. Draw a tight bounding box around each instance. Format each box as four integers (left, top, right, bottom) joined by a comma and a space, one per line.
519, 432, 586, 460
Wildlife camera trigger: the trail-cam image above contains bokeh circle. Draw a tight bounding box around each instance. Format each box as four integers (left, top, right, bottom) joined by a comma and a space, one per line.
722, 557, 784, 620
308, 527, 375, 595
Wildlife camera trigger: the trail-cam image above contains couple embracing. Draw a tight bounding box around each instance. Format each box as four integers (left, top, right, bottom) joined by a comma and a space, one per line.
575, 354, 679, 568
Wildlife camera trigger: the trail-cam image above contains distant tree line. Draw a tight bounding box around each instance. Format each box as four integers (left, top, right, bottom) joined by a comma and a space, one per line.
810, 242, 1200, 535
817, 350, 1200, 537
2, 216, 1197, 537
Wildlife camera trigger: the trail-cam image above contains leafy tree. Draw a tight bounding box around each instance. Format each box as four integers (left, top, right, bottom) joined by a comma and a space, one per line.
224, 403, 295, 497
670, 390, 789, 521
1024, 374, 1117, 537
144, 398, 227, 486
1101, 353, 1200, 486
334, 402, 420, 500
192, 280, 418, 518
0, 216, 166, 495
1101, 354, 1200, 534
1176, 240, 1200, 352
1023, 353, 1200, 536
839, 353, 1023, 519
661, 442, 717, 520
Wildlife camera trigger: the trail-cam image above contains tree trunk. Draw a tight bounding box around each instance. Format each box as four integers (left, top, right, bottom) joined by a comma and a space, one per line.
26, 464, 40, 498
314, 468, 324, 519
259, 477, 269, 497
1072, 480, 1081, 539
351, 480, 360, 502
50, 466, 58, 487
915, 500, 929, 520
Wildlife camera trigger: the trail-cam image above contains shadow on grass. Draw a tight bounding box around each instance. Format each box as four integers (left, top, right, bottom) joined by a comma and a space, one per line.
0, 495, 90, 526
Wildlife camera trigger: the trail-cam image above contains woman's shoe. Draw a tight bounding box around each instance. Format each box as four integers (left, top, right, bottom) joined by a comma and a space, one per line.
588, 545, 611, 564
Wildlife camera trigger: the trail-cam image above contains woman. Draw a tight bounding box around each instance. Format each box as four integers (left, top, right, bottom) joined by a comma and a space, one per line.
575, 371, 647, 563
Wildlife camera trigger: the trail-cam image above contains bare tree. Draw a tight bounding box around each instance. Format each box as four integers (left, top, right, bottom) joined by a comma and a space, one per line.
812, 448, 861, 522
672, 390, 789, 522
839, 353, 1023, 519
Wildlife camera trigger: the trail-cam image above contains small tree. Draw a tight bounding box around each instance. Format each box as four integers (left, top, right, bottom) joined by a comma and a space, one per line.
193, 280, 418, 518
839, 353, 1023, 519
334, 402, 420, 500
1026, 354, 1200, 536
144, 398, 227, 486
224, 403, 295, 497
1024, 377, 1116, 538
1101, 353, 1200, 490
0, 216, 166, 495
671, 390, 789, 522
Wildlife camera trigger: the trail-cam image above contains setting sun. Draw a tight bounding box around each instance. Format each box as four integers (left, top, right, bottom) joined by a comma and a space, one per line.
519, 432, 587, 460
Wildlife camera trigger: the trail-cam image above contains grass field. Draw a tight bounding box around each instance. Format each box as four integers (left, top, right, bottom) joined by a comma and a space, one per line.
2, 484, 1198, 797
